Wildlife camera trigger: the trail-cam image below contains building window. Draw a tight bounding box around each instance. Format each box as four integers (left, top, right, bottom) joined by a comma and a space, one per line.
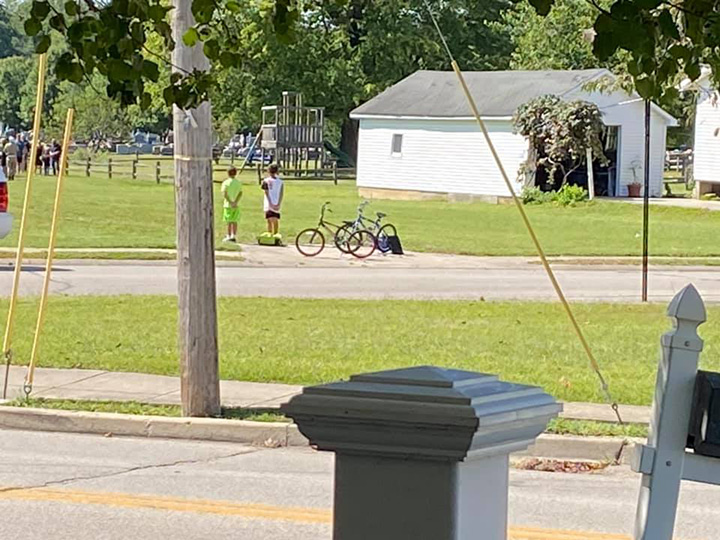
391, 134, 403, 156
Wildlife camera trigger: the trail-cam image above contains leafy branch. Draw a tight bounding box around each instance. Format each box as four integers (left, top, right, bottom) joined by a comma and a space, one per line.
527, 0, 719, 100
514, 95, 609, 187
21, 0, 307, 109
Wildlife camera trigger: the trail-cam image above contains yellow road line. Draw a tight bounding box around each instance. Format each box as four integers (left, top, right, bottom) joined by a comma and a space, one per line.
0, 485, 633, 538
509, 526, 629, 539
0, 487, 330, 525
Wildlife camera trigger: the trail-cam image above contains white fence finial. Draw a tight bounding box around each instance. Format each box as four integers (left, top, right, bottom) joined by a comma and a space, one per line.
667, 284, 706, 325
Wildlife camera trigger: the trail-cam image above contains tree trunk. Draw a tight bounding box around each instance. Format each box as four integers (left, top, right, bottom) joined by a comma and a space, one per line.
340, 117, 359, 166
586, 148, 595, 200
524, 145, 537, 188
172, 0, 220, 417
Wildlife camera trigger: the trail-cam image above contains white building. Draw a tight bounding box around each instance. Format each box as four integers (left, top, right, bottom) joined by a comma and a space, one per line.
350, 69, 677, 201
683, 70, 720, 198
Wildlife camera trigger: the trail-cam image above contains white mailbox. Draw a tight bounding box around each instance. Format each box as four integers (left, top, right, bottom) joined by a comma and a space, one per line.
282, 365, 561, 540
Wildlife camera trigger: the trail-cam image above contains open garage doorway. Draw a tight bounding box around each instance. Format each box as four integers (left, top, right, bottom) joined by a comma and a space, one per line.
533, 125, 620, 196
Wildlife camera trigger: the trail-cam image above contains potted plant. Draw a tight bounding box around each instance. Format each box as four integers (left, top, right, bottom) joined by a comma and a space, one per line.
627, 160, 642, 197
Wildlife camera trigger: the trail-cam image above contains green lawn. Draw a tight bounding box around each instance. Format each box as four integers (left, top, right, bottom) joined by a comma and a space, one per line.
4, 398, 287, 422
3, 172, 720, 256
3, 295, 718, 406
0, 250, 242, 261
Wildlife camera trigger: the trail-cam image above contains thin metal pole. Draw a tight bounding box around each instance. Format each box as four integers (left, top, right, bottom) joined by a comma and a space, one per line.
24, 109, 74, 396
2, 53, 47, 399
642, 100, 651, 303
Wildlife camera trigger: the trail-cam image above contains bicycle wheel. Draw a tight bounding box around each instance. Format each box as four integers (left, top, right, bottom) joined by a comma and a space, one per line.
295, 228, 325, 257
376, 223, 397, 253
347, 229, 377, 259
334, 223, 356, 253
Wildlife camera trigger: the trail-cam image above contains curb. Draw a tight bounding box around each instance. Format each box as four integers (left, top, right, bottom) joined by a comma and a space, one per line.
0, 406, 643, 461
0, 406, 301, 447
516, 433, 643, 464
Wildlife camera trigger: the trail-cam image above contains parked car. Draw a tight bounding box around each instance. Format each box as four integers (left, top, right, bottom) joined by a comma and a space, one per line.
0, 170, 13, 239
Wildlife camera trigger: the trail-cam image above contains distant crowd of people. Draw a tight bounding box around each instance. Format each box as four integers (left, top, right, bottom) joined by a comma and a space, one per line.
0, 131, 63, 180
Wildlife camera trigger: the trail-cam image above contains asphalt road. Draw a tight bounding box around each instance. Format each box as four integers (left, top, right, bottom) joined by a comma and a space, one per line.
0, 261, 718, 301
0, 429, 717, 539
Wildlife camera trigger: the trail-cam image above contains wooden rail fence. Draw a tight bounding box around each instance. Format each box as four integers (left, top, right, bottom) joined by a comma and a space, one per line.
66, 155, 355, 184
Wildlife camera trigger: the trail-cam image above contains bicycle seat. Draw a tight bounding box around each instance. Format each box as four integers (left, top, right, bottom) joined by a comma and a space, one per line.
343, 220, 354, 226
376, 212, 387, 218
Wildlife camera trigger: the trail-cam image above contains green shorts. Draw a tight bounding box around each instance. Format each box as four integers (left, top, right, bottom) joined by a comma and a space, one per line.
223, 207, 241, 224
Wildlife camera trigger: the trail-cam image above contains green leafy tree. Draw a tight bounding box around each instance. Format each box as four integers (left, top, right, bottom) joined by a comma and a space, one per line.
0, 1, 31, 58
525, 0, 720, 100
212, 0, 512, 155
0, 56, 33, 128
15, 0, 512, 149
500, 0, 618, 71
513, 95, 608, 186
505, 0, 694, 147
0, 5, 20, 58
49, 74, 171, 142
49, 77, 134, 142
18, 0, 323, 109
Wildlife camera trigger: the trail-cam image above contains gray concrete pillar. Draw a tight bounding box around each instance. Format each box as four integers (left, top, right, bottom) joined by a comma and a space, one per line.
282, 366, 561, 540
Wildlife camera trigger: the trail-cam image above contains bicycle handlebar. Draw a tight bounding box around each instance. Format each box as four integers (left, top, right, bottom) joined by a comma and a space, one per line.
320, 202, 332, 219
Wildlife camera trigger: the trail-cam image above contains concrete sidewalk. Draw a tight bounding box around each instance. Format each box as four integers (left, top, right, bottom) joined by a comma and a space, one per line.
13, 245, 720, 270
2, 366, 302, 409
599, 195, 720, 212
1, 366, 650, 424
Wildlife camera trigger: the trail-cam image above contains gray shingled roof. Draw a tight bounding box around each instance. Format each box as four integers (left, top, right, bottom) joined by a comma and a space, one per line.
350, 69, 611, 118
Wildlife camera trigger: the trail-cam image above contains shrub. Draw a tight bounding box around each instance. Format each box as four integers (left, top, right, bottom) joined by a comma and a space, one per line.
70, 147, 110, 163
69, 147, 93, 162
522, 186, 555, 204
554, 184, 588, 206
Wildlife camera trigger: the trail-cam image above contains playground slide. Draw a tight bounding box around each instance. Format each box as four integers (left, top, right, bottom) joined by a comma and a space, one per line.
324, 141, 355, 168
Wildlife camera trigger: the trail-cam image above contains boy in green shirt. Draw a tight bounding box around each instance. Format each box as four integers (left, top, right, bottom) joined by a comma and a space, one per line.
221, 167, 242, 242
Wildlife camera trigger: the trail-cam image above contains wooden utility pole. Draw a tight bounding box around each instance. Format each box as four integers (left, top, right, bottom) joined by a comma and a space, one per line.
172, 0, 221, 416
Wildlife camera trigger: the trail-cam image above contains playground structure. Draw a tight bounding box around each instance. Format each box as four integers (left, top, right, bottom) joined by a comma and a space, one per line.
259, 92, 353, 179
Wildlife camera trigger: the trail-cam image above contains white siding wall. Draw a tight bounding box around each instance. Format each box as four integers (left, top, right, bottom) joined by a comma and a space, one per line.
693, 82, 720, 184
356, 96, 671, 198
356, 119, 526, 197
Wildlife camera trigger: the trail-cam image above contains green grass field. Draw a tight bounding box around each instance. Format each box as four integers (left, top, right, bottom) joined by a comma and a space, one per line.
2, 172, 720, 256
3, 295, 718, 406
4, 398, 287, 422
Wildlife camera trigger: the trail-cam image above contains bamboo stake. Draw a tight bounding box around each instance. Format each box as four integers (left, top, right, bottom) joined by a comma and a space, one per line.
24, 109, 75, 396
2, 53, 47, 399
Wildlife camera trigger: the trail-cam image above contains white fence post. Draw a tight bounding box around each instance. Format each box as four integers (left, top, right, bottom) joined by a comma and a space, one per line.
586, 148, 595, 200
282, 366, 561, 540
632, 284, 707, 539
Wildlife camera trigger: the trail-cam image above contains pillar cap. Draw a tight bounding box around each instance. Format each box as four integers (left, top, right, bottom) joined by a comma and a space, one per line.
282, 366, 561, 461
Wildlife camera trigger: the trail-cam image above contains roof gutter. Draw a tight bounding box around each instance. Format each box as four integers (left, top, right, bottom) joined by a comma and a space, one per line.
349, 113, 514, 122
602, 98, 678, 126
